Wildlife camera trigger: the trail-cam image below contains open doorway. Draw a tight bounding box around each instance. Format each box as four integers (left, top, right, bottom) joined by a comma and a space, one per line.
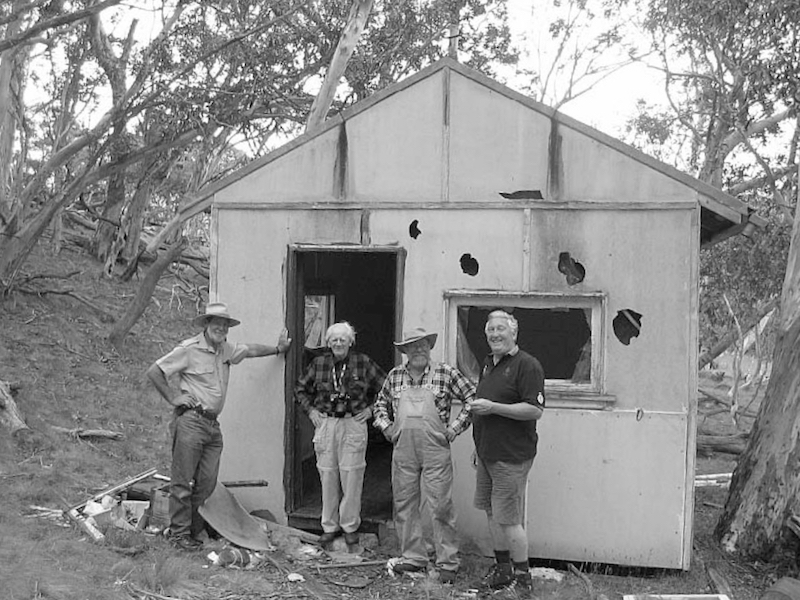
285, 247, 403, 533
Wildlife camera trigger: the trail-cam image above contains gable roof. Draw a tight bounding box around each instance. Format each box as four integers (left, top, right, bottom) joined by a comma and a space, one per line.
180, 58, 763, 247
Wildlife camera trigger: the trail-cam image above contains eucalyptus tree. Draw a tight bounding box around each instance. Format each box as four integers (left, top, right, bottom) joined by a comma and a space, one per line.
631, 0, 800, 559
0, 0, 515, 297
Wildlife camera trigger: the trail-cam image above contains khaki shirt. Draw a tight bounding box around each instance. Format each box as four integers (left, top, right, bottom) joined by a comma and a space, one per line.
156, 332, 248, 414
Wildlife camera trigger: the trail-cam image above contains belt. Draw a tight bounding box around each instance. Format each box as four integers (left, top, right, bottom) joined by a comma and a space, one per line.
322, 410, 353, 418
178, 405, 218, 421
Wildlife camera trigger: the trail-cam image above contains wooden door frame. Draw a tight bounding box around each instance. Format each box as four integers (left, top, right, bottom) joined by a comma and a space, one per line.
283, 244, 405, 515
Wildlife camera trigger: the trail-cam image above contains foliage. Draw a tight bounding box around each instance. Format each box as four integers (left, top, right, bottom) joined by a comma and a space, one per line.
699, 209, 789, 350
0, 0, 517, 292
511, 0, 643, 108
622, 0, 799, 358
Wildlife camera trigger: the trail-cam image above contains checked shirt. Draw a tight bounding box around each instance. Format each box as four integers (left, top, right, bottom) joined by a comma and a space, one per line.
373, 362, 476, 435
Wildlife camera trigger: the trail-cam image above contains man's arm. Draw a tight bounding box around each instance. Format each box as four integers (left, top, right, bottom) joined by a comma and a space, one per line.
243, 328, 292, 358
146, 363, 197, 409
445, 364, 476, 438
372, 378, 396, 440
470, 399, 543, 421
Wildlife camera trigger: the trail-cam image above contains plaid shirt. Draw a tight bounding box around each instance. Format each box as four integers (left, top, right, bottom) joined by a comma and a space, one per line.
295, 350, 385, 416
373, 362, 475, 436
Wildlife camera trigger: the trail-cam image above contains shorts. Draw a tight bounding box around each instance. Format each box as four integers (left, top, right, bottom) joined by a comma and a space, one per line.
473, 457, 533, 525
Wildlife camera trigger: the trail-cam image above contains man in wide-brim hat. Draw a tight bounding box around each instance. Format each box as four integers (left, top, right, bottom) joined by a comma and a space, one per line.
147, 302, 291, 552
373, 326, 476, 584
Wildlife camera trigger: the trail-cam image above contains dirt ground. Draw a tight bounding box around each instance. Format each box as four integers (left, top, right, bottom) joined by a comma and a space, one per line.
0, 244, 797, 600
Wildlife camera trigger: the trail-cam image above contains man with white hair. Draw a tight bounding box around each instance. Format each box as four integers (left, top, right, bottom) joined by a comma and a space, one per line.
147, 302, 291, 551
295, 321, 385, 548
470, 310, 545, 595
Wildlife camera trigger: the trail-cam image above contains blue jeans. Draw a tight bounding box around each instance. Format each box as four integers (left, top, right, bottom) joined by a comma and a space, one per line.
168, 410, 223, 538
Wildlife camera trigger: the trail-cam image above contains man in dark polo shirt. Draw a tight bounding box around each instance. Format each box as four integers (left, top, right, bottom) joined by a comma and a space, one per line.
470, 310, 545, 595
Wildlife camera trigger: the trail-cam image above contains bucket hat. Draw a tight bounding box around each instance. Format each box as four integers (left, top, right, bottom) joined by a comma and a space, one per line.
193, 302, 241, 328
394, 326, 437, 352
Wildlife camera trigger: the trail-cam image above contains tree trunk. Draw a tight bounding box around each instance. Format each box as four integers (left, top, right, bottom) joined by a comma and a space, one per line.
305, 0, 374, 131
715, 164, 800, 557
0, 1, 26, 229
108, 237, 186, 350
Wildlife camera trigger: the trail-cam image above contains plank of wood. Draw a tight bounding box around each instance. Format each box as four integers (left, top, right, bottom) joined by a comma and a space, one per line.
68, 467, 158, 511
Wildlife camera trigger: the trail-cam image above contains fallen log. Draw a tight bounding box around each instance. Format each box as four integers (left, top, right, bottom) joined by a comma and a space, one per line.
52, 426, 124, 441
0, 380, 30, 435
697, 433, 748, 455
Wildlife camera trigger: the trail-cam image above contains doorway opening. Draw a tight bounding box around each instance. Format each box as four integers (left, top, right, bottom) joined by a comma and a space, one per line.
286, 247, 403, 533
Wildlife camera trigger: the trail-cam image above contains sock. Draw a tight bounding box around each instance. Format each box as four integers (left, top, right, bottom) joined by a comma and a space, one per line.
513, 560, 529, 574
495, 550, 511, 564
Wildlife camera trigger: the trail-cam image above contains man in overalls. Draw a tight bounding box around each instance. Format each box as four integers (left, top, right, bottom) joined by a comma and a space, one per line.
373, 327, 476, 584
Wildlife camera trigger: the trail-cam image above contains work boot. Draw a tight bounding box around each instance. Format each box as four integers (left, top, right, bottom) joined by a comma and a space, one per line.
494, 570, 532, 598
319, 531, 338, 546
344, 531, 359, 546
480, 562, 513, 589
170, 535, 203, 551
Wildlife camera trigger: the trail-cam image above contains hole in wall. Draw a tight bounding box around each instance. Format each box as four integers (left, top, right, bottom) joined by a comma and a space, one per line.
409, 219, 421, 239
499, 190, 544, 200
460, 253, 479, 276
613, 309, 642, 345
558, 252, 586, 285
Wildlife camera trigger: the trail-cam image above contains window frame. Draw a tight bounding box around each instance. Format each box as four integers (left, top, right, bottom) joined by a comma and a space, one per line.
444, 290, 615, 409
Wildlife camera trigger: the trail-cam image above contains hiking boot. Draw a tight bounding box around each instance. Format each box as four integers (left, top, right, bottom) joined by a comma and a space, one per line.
438, 569, 457, 585
480, 562, 513, 589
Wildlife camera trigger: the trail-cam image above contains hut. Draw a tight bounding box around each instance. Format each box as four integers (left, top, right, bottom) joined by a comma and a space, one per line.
180, 58, 761, 569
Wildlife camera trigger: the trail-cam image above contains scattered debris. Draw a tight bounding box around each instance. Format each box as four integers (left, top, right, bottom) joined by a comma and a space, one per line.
317, 559, 386, 569
706, 565, 736, 600
329, 575, 370, 588
695, 473, 733, 488
52, 426, 123, 441
568, 563, 596, 598
207, 545, 264, 569
287, 572, 306, 583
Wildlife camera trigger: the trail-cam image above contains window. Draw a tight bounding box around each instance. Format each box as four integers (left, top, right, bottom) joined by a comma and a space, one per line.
445, 291, 614, 408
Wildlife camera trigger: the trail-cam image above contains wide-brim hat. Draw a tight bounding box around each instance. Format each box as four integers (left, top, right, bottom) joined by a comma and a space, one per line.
394, 327, 437, 352
193, 302, 241, 328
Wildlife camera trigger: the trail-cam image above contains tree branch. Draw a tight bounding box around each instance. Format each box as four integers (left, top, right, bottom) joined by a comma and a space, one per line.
0, 0, 125, 53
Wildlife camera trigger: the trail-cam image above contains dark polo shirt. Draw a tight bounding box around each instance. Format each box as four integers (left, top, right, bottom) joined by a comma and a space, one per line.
473, 348, 545, 463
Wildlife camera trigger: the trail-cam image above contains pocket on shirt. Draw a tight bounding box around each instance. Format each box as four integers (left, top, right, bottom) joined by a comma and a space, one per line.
187, 354, 216, 375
